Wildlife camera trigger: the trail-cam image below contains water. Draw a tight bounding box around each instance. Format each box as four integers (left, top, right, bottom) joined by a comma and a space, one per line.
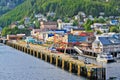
0, 44, 86, 80
78, 56, 120, 80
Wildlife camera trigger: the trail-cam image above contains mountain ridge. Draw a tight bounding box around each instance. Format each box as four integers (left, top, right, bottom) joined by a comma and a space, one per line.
0, 0, 119, 28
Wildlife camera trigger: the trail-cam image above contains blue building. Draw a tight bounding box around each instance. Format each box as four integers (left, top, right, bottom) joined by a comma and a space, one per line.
48, 30, 67, 37
68, 34, 88, 43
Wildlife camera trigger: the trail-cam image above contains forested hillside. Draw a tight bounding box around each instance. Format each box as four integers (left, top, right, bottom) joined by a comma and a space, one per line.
0, 0, 24, 16
0, 0, 120, 28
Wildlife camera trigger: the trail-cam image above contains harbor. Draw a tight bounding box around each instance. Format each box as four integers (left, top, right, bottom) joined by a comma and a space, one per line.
0, 43, 86, 80
6, 40, 106, 80
1, 38, 120, 79
0, 0, 120, 80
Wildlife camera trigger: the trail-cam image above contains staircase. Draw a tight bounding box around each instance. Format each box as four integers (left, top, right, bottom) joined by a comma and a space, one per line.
74, 46, 83, 55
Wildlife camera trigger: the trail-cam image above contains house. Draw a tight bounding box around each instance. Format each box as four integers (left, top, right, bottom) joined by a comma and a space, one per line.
91, 23, 109, 33
10, 23, 17, 29
35, 13, 47, 21
71, 28, 85, 34
31, 29, 42, 36
63, 26, 78, 32
40, 21, 57, 31
9, 21, 20, 29
88, 15, 94, 21
18, 25, 25, 29
47, 12, 56, 17
7, 34, 25, 40
24, 17, 30, 24
92, 34, 120, 57
35, 13, 44, 18
74, 15, 80, 20
109, 20, 119, 25
38, 17, 47, 21
58, 21, 73, 30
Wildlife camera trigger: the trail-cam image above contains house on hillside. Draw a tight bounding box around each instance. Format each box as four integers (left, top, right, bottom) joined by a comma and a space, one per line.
24, 17, 30, 24
109, 20, 119, 25
18, 25, 25, 29
74, 15, 80, 20
40, 21, 57, 31
35, 13, 47, 21
9, 22, 19, 29
71, 28, 85, 34
47, 12, 56, 17
57, 20, 73, 30
91, 23, 109, 33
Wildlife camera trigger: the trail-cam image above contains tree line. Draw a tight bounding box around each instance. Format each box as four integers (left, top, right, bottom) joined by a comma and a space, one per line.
0, 0, 119, 28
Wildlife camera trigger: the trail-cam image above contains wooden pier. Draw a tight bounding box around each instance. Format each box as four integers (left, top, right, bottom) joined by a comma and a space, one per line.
6, 41, 106, 80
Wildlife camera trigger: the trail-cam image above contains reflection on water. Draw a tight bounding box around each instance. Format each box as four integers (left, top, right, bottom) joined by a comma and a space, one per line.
0, 44, 86, 80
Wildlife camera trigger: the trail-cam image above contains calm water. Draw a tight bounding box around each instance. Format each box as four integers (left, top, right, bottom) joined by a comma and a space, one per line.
0, 44, 86, 80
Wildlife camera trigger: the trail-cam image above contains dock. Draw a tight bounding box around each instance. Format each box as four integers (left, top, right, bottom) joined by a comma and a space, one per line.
6, 40, 106, 80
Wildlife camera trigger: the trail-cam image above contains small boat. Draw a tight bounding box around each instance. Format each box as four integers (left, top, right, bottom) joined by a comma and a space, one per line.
96, 53, 115, 63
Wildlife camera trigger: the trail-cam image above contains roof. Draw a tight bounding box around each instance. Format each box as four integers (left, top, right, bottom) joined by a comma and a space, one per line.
72, 27, 85, 31
111, 20, 118, 23
79, 32, 94, 37
33, 29, 42, 33
80, 33, 87, 36
41, 21, 57, 25
99, 36, 120, 45
99, 37, 111, 45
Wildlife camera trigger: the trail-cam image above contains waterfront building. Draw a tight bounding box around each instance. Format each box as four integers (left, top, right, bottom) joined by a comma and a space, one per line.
92, 33, 120, 57
7, 34, 25, 40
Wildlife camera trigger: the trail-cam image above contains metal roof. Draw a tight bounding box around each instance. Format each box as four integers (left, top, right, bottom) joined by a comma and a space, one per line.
99, 36, 120, 45
99, 37, 112, 45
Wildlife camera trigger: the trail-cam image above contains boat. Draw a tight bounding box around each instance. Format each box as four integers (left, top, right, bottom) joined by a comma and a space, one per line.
96, 53, 115, 63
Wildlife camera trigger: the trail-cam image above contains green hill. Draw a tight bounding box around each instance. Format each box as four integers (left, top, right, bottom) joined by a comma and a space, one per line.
0, 0, 24, 16
0, 0, 120, 28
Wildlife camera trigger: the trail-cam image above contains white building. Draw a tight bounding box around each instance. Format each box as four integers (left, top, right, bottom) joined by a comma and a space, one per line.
92, 34, 120, 57
35, 13, 47, 21
58, 22, 73, 30
18, 25, 25, 29
91, 23, 109, 33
